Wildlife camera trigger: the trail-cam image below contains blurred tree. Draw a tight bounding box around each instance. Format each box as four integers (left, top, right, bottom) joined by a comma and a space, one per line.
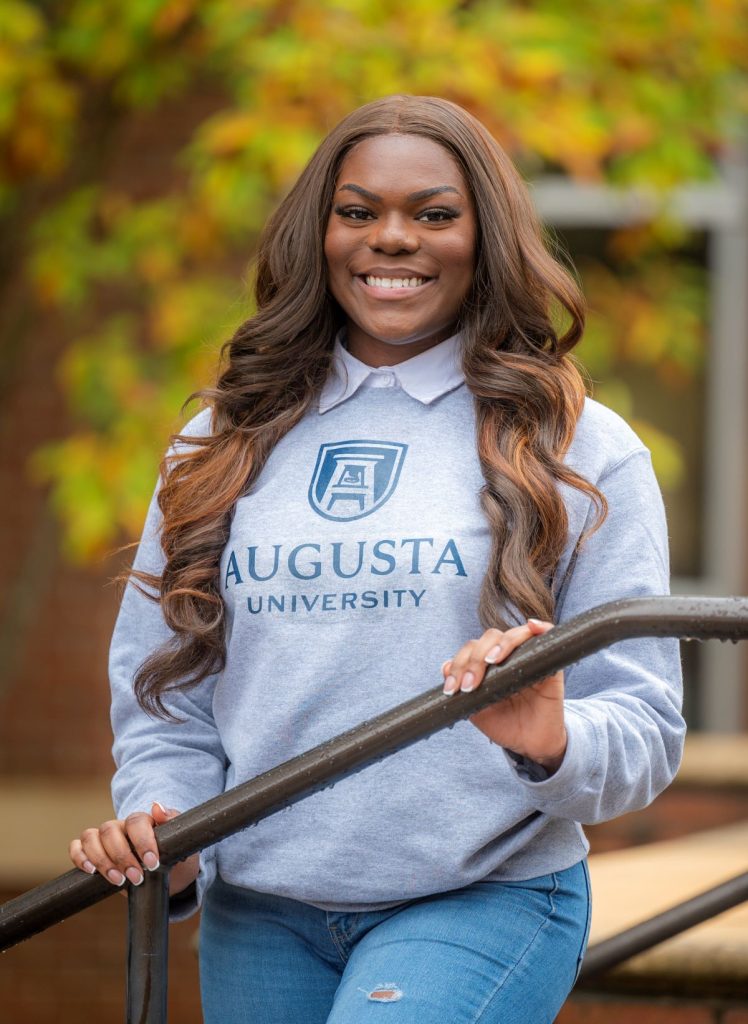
1, 0, 745, 561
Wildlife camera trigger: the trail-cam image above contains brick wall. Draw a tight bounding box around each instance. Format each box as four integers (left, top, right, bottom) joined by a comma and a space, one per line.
0, 187, 133, 781
559, 994, 748, 1023
0, 546, 120, 778
585, 787, 748, 852
0, 886, 202, 1024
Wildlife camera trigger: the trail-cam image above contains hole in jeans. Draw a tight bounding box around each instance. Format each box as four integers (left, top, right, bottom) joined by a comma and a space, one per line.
358, 983, 403, 1002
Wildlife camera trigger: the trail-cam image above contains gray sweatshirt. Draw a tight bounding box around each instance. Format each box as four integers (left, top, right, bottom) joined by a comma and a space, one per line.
109, 339, 684, 920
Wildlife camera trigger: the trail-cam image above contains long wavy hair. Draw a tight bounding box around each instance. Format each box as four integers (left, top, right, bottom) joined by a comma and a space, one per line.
125, 94, 607, 718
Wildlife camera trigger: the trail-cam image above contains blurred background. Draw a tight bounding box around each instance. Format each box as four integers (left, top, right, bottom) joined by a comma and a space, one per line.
0, 1, 746, 1020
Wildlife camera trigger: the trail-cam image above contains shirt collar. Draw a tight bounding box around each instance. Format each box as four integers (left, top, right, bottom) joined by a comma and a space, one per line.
318, 328, 465, 414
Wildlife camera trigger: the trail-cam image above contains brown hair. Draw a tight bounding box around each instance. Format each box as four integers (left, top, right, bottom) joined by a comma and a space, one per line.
126, 94, 606, 718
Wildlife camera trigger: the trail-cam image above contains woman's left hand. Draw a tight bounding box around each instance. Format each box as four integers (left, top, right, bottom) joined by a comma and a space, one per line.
442, 619, 567, 774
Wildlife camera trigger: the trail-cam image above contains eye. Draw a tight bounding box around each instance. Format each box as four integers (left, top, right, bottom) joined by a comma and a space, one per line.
333, 205, 374, 221
417, 207, 460, 223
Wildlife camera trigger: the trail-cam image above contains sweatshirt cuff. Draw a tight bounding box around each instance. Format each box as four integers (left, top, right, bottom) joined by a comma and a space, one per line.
501, 705, 599, 804
168, 847, 217, 923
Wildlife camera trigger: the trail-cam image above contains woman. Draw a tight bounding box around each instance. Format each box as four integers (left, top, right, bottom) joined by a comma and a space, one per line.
69, 95, 684, 1023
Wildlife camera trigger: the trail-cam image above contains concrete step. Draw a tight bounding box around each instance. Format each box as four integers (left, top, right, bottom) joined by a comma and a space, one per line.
582, 821, 748, 999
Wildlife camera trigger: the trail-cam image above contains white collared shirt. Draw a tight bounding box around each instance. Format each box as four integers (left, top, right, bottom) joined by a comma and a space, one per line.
318, 329, 465, 413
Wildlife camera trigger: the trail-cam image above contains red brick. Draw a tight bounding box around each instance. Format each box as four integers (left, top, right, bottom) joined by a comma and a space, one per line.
586, 788, 748, 854
0, 886, 202, 1023
557, 995, 718, 1024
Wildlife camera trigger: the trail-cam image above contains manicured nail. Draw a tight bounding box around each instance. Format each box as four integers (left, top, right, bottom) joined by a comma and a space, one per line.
461, 671, 476, 692
107, 869, 126, 886
528, 618, 543, 627
126, 867, 144, 886
143, 851, 159, 871
154, 802, 167, 814
484, 645, 502, 664
82, 859, 96, 874
443, 675, 458, 695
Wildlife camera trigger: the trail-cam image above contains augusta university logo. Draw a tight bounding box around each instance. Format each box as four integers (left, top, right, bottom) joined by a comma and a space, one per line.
308, 440, 408, 522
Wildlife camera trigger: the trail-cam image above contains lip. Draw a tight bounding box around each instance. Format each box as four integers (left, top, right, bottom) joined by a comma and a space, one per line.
357, 267, 434, 279
354, 271, 436, 301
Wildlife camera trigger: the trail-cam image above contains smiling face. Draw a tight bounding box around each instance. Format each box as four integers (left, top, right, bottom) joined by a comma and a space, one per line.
323, 133, 477, 366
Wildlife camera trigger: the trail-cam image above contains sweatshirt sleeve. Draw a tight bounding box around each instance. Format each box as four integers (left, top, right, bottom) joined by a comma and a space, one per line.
109, 409, 227, 918
502, 447, 686, 824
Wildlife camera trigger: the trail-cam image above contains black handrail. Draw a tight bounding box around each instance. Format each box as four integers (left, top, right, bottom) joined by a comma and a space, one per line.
579, 870, 748, 979
1, 596, 747, 1019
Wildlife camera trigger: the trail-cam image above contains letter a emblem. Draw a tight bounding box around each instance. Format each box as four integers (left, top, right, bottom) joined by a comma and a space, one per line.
308, 440, 407, 521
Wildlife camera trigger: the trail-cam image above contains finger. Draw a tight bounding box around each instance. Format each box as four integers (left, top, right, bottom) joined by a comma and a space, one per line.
482, 622, 537, 666
447, 628, 506, 694
151, 801, 181, 824
69, 837, 97, 876
482, 621, 562, 689
124, 810, 164, 872
442, 640, 478, 694
78, 826, 127, 887
144, 802, 183, 870
81, 821, 143, 888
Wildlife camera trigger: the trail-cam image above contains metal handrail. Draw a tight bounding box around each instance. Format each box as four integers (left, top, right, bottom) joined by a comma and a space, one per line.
579, 870, 748, 979
1, 595, 747, 1020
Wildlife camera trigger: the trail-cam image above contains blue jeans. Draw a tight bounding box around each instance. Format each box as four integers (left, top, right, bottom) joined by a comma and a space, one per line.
198, 859, 591, 1023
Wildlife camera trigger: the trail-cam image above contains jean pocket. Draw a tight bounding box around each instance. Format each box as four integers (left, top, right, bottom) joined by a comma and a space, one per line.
487, 871, 559, 917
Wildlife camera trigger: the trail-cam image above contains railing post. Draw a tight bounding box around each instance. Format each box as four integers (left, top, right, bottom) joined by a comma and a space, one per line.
126, 867, 170, 1024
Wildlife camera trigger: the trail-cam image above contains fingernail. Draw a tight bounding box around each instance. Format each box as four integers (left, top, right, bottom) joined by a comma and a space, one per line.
126, 867, 144, 886
154, 802, 167, 814
107, 869, 126, 886
143, 851, 159, 871
443, 675, 458, 695
484, 645, 502, 663
528, 618, 543, 626
461, 671, 476, 692
441, 660, 450, 674
82, 859, 96, 874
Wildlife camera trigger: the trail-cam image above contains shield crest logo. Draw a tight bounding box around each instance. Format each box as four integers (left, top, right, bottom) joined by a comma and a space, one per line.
308, 440, 408, 521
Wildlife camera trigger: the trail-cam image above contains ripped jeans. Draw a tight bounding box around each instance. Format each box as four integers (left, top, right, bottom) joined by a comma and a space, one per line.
198, 860, 591, 1024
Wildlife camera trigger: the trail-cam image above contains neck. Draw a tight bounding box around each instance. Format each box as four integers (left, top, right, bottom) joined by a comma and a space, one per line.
344, 327, 455, 367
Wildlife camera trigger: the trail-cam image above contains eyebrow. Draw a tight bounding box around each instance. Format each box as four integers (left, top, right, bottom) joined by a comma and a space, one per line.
336, 183, 463, 203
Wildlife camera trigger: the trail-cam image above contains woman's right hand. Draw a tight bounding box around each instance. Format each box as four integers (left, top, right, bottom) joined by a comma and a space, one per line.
69, 801, 200, 896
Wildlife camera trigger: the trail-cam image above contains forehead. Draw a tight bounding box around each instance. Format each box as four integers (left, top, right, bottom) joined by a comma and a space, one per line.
335, 134, 468, 195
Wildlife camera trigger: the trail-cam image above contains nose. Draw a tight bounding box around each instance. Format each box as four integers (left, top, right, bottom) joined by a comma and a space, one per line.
367, 213, 419, 255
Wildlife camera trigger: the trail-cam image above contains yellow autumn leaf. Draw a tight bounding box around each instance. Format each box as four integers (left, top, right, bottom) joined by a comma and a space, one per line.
202, 112, 259, 156
625, 306, 668, 363
510, 48, 566, 85
153, 0, 197, 37
630, 418, 685, 490
179, 207, 222, 258
135, 243, 179, 284
151, 287, 194, 348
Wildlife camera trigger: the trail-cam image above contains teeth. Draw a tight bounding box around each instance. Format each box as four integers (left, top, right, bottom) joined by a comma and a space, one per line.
364, 276, 427, 289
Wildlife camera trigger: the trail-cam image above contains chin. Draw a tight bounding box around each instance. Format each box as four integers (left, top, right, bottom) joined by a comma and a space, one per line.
358, 319, 448, 347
